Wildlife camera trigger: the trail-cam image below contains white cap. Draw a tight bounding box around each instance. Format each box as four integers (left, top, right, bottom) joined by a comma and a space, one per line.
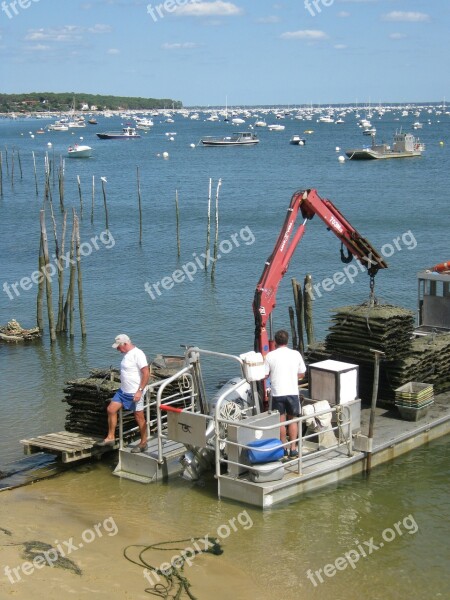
112, 334, 131, 348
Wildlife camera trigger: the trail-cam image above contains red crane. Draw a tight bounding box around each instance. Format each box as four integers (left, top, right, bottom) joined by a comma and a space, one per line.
253, 188, 388, 356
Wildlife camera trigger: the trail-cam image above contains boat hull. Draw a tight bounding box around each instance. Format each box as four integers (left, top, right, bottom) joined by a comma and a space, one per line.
67, 146, 92, 158
346, 149, 422, 160
97, 133, 140, 139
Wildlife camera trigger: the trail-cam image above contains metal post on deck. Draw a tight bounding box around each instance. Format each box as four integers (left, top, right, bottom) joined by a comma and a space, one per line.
366, 349, 385, 474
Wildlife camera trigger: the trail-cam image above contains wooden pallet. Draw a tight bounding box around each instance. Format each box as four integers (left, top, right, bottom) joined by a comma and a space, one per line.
20, 431, 118, 463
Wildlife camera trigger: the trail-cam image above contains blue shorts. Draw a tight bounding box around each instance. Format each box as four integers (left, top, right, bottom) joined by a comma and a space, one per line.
112, 388, 144, 412
271, 395, 300, 417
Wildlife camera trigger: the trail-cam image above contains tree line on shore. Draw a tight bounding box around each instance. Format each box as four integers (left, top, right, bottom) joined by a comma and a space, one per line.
0, 92, 183, 113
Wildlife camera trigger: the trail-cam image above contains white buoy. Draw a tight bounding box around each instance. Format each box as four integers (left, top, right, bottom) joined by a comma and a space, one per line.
190, 143, 196, 148
162, 152, 169, 159
47, 142, 52, 147
80, 137, 84, 141
335, 146, 340, 152
299, 140, 304, 145
169, 136, 174, 141
30, 134, 35, 139
338, 155, 345, 163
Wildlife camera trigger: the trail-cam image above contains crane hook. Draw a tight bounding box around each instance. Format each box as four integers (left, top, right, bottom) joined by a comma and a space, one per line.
340, 243, 353, 264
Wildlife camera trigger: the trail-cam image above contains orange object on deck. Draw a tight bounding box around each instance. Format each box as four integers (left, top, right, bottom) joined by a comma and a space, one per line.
431, 261, 450, 273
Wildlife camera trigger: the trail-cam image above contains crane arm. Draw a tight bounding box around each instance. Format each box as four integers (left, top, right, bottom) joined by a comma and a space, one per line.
253, 188, 388, 355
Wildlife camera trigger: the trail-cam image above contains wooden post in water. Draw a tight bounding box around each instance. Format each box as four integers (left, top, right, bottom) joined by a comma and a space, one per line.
77, 175, 83, 217
32, 151, 38, 196
303, 274, 315, 347
101, 177, 109, 230
56, 211, 67, 332
211, 178, 222, 280
39, 210, 56, 342
75, 214, 87, 337
58, 157, 65, 211
137, 167, 142, 244
17, 150, 23, 179
0, 151, 3, 197
366, 349, 385, 474
4, 145, 9, 177
204, 178, 212, 271
91, 175, 95, 224
291, 277, 304, 354
288, 306, 298, 351
64, 213, 77, 337
10, 149, 14, 188
175, 188, 181, 258
36, 237, 45, 331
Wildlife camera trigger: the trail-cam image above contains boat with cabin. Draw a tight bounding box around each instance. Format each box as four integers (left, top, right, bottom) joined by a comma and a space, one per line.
290, 135, 306, 145
200, 132, 259, 146
97, 127, 141, 139
67, 144, 92, 158
346, 131, 425, 160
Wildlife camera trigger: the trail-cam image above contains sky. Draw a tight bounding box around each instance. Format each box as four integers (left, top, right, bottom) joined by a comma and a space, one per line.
0, 0, 449, 107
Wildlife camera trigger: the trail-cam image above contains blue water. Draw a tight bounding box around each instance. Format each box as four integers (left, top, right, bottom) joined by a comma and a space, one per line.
0, 110, 449, 598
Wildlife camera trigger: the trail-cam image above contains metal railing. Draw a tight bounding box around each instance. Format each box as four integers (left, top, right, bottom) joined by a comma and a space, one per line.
213, 403, 353, 482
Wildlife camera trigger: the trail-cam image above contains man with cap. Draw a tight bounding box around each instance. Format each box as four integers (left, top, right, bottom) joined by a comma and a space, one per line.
98, 334, 150, 452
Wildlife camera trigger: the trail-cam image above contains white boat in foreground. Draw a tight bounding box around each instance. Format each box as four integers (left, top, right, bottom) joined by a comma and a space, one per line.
67, 144, 92, 158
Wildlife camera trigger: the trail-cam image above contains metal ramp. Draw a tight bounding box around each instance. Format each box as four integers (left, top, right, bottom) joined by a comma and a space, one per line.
113, 437, 186, 483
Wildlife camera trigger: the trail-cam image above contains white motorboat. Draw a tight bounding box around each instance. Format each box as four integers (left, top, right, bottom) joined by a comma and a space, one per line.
67, 144, 92, 158
267, 124, 285, 131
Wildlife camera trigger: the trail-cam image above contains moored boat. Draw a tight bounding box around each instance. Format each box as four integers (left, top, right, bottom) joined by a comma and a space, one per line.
200, 132, 259, 146
290, 135, 306, 145
97, 127, 141, 139
67, 144, 92, 158
346, 131, 425, 160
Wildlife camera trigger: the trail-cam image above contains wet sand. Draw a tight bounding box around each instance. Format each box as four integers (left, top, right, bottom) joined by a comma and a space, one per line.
0, 468, 270, 600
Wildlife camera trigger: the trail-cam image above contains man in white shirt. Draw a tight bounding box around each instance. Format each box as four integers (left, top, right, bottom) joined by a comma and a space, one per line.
264, 330, 306, 458
98, 334, 150, 452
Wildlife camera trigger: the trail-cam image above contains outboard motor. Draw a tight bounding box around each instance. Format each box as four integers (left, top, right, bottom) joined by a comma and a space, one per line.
180, 378, 251, 481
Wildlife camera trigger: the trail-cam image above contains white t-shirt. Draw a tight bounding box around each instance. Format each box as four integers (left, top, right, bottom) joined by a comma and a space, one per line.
264, 346, 306, 397
120, 347, 148, 393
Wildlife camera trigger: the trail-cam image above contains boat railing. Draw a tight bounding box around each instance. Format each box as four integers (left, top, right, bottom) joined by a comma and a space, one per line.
155, 365, 197, 463
117, 367, 197, 452
213, 402, 353, 484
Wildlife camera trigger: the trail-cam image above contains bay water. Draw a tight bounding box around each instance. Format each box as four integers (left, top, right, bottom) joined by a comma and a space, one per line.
0, 110, 449, 599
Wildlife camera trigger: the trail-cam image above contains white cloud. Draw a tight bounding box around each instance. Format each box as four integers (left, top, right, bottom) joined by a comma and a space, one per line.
162, 42, 201, 49
281, 30, 328, 40
176, 1, 243, 17
25, 24, 111, 43
389, 33, 407, 40
382, 11, 430, 23
107, 48, 120, 54
25, 44, 51, 52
